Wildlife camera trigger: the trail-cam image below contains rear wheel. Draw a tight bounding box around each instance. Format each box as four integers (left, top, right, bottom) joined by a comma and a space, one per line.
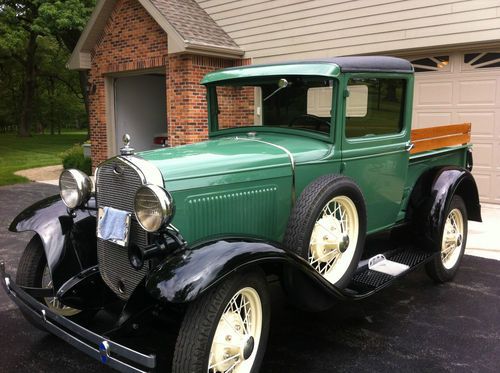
425, 195, 468, 283
173, 271, 270, 373
16, 235, 84, 328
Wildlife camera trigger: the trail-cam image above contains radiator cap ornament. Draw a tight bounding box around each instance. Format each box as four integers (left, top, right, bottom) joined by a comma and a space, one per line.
120, 133, 135, 155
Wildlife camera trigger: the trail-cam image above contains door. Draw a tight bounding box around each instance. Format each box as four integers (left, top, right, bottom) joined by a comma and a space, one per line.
341, 75, 412, 233
114, 74, 166, 153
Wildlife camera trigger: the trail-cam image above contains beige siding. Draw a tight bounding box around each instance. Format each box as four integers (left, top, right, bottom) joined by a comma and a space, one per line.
196, 0, 500, 63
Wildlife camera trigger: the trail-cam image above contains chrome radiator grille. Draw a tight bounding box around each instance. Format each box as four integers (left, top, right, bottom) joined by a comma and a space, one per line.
96, 158, 149, 300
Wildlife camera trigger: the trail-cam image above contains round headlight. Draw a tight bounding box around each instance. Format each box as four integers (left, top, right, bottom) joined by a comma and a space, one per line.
59, 169, 93, 209
134, 185, 174, 232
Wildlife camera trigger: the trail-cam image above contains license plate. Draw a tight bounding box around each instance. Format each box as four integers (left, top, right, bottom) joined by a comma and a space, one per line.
97, 207, 131, 247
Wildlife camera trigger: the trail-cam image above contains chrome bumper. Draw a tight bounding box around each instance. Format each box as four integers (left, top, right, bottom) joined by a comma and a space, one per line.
0, 261, 156, 373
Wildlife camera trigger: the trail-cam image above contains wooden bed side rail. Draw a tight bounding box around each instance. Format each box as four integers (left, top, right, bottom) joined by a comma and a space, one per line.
410, 123, 471, 154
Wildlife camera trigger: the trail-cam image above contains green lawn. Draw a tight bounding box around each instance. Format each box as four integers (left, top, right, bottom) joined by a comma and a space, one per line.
0, 130, 87, 186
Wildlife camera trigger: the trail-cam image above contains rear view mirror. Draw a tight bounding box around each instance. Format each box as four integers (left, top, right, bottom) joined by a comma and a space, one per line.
264, 78, 290, 101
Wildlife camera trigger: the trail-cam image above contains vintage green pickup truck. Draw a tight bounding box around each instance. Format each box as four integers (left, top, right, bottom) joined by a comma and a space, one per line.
1, 56, 481, 373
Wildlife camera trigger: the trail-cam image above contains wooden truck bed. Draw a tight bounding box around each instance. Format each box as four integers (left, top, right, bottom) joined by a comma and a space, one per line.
410, 123, 471, 154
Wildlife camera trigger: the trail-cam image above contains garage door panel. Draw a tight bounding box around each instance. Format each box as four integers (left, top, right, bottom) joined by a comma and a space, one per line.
415, 81, 453, 106
473, 173, 491, 201
496, 141, 500, 170
413, 112, 452, 128
496, 175, 500, 202
457, 112, 495, 137
457, 80, 497, 106
472, 143, 494, 170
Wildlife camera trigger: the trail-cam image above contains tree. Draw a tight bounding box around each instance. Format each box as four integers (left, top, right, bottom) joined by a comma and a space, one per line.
36, 36, 86, 134
38, 0, 96, 131
0, 1, 40, 136
0, 0, 95, 136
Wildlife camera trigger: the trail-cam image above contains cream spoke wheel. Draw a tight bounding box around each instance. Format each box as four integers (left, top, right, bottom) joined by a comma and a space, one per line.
284, 176, 366, 294
308, 195, 359, 285
425, 196, 468, 283
173, 273, 269, 373
440, 208, 464, 270
42, 266, 80, 317
209, 287, 263, 373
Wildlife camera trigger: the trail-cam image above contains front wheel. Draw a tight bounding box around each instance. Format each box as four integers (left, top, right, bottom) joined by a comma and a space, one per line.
425, 195, 468, 283
16, 235, 87, 329
173, 271, 270, 373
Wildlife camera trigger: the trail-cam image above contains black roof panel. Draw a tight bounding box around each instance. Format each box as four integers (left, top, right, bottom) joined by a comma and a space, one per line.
312, 56, 413, 73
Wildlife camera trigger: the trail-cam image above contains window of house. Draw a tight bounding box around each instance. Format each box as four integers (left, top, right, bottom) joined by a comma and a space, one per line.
463, 52, 500, 69
345, 78, 406, 138
410, 56, 450, 72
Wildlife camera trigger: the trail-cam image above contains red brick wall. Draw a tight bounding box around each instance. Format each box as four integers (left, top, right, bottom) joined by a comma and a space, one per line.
217, 86, 255, 129
88, 0, 169, 168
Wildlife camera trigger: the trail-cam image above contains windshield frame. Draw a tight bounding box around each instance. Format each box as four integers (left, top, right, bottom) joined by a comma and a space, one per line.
206, 76, 339, 143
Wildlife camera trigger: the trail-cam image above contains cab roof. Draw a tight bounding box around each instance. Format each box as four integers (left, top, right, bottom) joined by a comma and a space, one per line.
201, 56, 413, 84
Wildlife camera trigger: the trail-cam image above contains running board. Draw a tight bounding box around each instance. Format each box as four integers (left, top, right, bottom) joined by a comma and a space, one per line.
343, 247, 437, 299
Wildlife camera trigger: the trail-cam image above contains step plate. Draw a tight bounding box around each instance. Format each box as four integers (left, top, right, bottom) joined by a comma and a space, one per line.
348, 248, 434, 295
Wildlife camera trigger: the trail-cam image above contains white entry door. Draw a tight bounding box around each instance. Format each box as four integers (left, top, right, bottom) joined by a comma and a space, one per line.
114, 74, 166, 153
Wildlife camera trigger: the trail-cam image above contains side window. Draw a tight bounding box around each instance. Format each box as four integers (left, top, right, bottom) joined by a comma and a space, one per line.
345, 78, 406, 138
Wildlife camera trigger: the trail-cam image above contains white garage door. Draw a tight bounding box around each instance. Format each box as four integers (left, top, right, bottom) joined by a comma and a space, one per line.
115, 74, 167, 153
410, 52, 500, 204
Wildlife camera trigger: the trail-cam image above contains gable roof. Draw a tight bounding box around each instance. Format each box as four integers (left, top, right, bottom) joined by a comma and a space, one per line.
68, 0, 243, 70
150, 0, 239, 50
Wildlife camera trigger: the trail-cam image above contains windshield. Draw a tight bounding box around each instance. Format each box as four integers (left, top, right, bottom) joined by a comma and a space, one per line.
211, 77, 335, 135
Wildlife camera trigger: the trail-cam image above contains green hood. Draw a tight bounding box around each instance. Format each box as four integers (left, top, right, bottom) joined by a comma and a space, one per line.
138, 133, 332, 191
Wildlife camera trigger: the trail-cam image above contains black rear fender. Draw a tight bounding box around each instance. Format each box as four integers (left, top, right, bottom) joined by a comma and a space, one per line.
409, 167, 481, 248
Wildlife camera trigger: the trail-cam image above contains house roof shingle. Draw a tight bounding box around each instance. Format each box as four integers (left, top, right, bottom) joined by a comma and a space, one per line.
150, 0, 240, 50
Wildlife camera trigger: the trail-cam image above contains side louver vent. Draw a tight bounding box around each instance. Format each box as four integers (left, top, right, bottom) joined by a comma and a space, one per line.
187, 186, 278, 240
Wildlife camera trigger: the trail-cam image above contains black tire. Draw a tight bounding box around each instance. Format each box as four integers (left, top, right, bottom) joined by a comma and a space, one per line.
425, 195, 468, 283
284, 175, 367, 288
16, 234, 88, 328
173, 271, 270, 373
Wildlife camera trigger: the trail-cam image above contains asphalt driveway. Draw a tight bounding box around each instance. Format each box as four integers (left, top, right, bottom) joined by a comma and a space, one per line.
0, 183, 499, 372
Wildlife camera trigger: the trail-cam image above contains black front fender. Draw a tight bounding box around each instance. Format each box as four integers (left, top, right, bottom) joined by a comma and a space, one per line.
9, 195, 97, 287
144, 239, 347, 304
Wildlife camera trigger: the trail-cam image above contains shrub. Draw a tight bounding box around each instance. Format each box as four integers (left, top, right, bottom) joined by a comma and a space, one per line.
61, 145, 92, 175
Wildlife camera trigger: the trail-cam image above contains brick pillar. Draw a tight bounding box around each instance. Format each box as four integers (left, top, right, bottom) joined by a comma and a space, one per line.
167, 54, 250, 147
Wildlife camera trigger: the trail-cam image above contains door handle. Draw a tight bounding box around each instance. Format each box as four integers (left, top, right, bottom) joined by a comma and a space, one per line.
405, 142, 415, 152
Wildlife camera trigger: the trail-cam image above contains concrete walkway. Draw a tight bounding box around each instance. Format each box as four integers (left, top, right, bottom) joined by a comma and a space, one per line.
467, 203, 500, 260
14, 165, 63, 185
